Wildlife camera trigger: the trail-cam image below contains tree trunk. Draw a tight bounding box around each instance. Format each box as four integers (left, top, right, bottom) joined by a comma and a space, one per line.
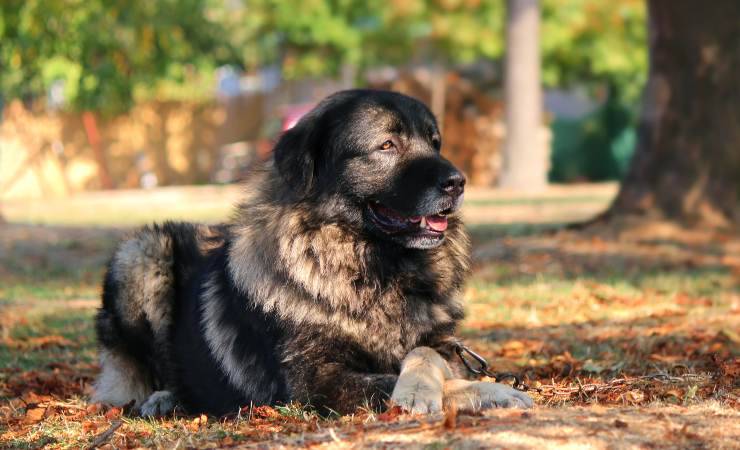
499, 0, 547, 192
607, 0, 740, 227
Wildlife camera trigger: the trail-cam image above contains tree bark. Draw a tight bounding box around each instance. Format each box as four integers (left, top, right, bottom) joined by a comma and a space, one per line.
607, 0, 740, 227
499, 0, 547, 192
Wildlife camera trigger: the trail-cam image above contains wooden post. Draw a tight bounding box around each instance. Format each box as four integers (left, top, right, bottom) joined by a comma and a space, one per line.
82, 111, 114, 189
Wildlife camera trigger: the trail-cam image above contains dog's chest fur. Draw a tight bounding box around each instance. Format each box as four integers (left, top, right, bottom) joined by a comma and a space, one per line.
226, 201, 470, 367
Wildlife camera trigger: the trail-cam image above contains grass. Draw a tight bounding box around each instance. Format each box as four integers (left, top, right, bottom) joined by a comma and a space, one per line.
464, 194, 611, 207
1, 184, 739, 449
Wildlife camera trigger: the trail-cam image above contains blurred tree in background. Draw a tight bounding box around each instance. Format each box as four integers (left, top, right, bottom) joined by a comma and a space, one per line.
0, 0, 648, 184
0, 0, 235, 114
500, 0, 547, 191
543, 0, 647, 182
606, 0, 740, 226
1, 0, 646, 112
542, 0, 647, 102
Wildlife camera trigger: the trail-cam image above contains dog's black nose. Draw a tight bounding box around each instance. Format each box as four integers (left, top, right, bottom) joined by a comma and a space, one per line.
440, 170, 466, 197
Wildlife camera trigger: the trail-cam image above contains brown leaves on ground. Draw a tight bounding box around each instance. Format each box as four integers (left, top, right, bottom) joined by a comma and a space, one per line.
1, 335, 74, 350
1, 219, 739, 448
2, 362, 96, 400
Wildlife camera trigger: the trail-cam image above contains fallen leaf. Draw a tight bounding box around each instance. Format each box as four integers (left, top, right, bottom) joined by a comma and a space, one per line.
625, 390, 645, 404
86, 403, 103, 415
23, 407, 46, 424
251, 405, 280, 420
377, 405, 403, 422
104, 407, 122, 420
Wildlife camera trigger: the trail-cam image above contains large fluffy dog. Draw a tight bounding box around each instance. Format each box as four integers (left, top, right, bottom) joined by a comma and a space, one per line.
93, 90, 532, 416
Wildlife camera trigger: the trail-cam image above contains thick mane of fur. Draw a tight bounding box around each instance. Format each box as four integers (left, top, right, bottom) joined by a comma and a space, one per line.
95, 90, 478, 416
227, 168, 471, 361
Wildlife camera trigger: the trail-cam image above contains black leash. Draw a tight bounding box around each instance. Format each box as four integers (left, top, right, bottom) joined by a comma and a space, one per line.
453, 341, 528, 391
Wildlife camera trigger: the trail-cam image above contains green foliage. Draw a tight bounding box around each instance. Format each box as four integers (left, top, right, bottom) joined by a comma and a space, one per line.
541, 0, 647, 101
550, 86, 637, 182
0, 0, 232, 114
0, 0, 648, 113
218, 0, 505, 78
215, 0, 646, 99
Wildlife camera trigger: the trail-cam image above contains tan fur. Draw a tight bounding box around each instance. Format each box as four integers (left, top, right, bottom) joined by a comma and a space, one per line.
111, 230, 174, 335
92, 350, 152, 407
93, 229, 177, 407
391, 347, 453, 413
390, 347, 534, 413
444, 379, 533, 410
228, 194, 470, 363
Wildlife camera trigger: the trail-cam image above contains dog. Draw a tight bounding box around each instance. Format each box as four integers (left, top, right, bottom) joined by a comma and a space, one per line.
92, 89, 533, 416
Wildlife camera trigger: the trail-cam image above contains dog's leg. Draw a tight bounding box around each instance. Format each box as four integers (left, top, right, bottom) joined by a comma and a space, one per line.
390, 347, 452, 413
388, 347, 534, 413
140, 390, 178, 416
94, 226, 181, 414
92, 349, 152, 407
444, 379, 533, 410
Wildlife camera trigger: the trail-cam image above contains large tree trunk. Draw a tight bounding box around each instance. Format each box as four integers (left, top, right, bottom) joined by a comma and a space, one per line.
499, 0, 547, 192
607, 0, 740, 227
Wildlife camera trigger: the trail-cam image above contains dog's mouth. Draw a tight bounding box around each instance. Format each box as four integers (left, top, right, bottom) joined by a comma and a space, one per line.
367, 201, 453, 235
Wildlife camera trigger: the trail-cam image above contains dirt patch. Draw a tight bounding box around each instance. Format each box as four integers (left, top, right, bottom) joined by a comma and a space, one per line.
250, 404, 740, 449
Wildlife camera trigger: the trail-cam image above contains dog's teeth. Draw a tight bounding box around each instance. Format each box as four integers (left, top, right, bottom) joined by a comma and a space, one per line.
420, 217, 427, 228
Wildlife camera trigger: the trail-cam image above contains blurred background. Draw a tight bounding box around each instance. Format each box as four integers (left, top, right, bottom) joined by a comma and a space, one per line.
0, 0, 647, 226
1, 3, 739, 447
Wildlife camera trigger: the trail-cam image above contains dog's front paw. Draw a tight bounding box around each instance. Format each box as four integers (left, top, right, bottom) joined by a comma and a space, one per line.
139, 390, 178, 417
390, 347, 452, 414
390, 380, 443, 414
444, 380, 533, 411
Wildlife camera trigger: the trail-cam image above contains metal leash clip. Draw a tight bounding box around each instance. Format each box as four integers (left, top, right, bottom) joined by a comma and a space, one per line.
454, 342, 527, 391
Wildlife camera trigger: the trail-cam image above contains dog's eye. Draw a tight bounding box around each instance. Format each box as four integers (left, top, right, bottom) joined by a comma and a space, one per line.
380, 140, 395, 150
431, 137, 441, 150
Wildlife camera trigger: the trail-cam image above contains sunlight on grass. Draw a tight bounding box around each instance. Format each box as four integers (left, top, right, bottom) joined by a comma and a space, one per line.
464, 268, 736, 329
1, 188, 738, 448
0, 306, 96, 370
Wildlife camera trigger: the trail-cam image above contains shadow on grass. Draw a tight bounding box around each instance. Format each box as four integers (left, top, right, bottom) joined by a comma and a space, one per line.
464, 312, 737, 379
467, 222, 565, 243
470, 226, 737, 298
0, 223, 126, 302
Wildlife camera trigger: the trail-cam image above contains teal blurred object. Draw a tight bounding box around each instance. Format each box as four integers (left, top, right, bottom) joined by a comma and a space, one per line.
549, 93, 637, 182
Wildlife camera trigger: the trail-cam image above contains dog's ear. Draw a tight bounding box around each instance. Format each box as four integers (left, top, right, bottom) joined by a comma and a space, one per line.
272, 111, 324, 196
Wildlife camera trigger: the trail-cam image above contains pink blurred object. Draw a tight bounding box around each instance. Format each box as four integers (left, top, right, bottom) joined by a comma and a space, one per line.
281, 104, 314, 131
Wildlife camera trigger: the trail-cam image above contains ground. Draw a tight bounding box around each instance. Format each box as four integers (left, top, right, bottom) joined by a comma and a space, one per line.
1, 184, 738, 449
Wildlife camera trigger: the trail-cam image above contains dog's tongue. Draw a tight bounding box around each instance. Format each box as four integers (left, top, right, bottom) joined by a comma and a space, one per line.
425, 215, 448, 232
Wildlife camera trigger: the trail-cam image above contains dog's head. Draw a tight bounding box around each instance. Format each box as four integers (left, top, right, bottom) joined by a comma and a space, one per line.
272, 89, 465, 250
